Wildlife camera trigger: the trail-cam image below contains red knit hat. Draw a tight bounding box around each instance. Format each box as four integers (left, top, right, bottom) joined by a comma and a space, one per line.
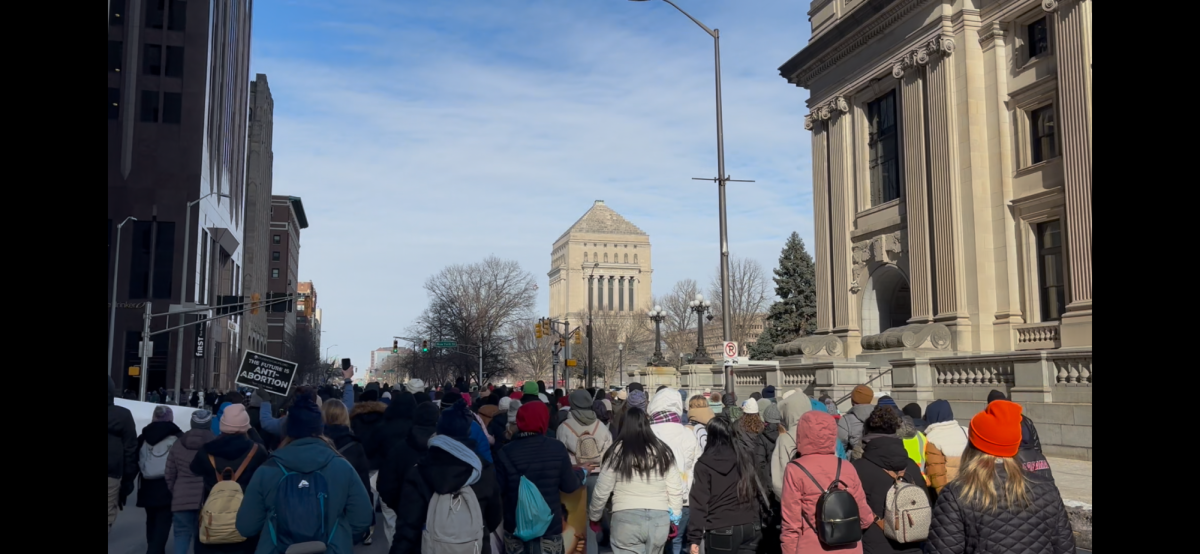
558, 396, 570, 408
516, 401, 549, 434
969, 399, 1023, 457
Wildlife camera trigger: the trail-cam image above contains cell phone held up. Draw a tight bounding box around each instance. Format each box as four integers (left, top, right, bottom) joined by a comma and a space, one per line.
341, 358, 351, 371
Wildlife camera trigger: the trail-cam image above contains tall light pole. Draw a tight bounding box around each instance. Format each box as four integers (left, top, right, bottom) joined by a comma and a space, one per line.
630, 0, 751, 391
175, 191, 229, 397
109, 216, 138, 379
648, 306, 668, 367
618, 342, 625, 387
584, 262, 599, 388
689, 293, 715, 364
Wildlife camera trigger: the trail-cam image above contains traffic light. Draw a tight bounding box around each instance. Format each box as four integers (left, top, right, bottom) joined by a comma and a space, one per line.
559, 338, 566, 348
392, 339, 398, 354
250, 293, 261, 315
574, 331, 582, 345
421, 340, 429, 353
535, 320, 543, 339
542, 319, 551, 334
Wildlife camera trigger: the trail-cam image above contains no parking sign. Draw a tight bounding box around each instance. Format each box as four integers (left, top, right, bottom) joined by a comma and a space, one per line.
723, 341, 739, 365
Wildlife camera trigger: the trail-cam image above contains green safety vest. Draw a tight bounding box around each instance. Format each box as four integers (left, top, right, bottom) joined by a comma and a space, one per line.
904, 431, 927, 473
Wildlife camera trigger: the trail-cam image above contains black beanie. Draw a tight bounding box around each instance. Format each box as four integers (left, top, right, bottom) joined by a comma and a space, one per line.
987, 389, 1007, 403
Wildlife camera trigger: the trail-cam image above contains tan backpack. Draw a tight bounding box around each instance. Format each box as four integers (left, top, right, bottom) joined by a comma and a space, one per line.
199, 444, 257, 544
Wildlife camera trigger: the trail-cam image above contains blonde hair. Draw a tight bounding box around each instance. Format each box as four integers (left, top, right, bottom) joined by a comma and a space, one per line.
953, 443, 1030, 512
321, 399, 350, 427
688, 395, 710, 410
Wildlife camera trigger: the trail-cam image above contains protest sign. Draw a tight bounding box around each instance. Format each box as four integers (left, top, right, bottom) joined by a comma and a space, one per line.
234, 350, 299, 396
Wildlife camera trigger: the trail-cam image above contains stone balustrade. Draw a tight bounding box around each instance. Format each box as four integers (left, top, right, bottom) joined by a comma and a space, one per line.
933, 359, 1015, 387
1015, 322, 1061, 351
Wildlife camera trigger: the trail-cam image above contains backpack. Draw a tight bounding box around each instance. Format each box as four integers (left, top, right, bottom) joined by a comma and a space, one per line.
567, 422, 603, 465
789, 459, 861, 547
199, 444, 258, 544
138, 435, 178, 479
422, 485, 485, 554
267, 458, 337, 552
873, 466, 931, 543
515, 475, 553, 541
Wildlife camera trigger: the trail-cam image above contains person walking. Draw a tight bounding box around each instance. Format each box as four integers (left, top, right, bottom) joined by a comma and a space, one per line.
389, 401, 503, 554
588, 405, 684, 554
108, 376, 138, 533
768, 391, 812, 499
850, 416, 927, 554
686, 395, 715, 452
190, 404, 269, 553
921, 400, 969, 495
688, 414, 767, 554
647, 387, 699, 554
321, 399, 373, 543
364, 391, 417, 545
234, 393, 374, 554
838, 385, 876, 455
550, 395, 571, 438
902, 404, 927, 433
737, 399, 771, 496
780, 410, 874, 554
166, 409, 215, 554
709, 392, 725, 415
924, 400, 1075, 554
558, 389, 614, 465
722, 393, 743, 421
495, 401, 584, 554
137, 406, 184, 554
378, 401, 440, 518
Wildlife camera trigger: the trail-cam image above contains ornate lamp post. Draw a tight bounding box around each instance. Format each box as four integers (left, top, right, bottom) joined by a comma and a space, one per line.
618, 342, 625, 387
689, 293, 715, 364
647, 305, 668, 366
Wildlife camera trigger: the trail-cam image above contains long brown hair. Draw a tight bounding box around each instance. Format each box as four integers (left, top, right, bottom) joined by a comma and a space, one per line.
953, 443, 1030, 512
321, 399, 350, 426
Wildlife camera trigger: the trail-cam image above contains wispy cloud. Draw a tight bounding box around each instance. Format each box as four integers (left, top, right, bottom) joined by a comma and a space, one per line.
250, 0, 813, 364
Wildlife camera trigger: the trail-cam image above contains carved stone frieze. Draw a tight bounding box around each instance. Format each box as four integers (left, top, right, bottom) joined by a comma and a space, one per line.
860, 323, 951, 351
850, 231, 903, 294
775, 334, 844, 358
892, 36, 955, 78
805, 96, 850, 131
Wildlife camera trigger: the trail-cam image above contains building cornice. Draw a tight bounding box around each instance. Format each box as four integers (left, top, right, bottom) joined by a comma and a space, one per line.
779, 0, 937, 88
804, 96, 850, 130
891, 35, 955, 78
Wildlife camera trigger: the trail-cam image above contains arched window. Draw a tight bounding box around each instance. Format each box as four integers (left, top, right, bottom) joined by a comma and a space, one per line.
583, 252, 588, 262
624, 253, 629, 264
604, 253, 609, 263
633, 254, 639, 264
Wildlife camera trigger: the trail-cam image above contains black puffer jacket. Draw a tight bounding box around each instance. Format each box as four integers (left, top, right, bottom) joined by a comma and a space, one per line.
377, 403, 439, 510
108, 376, 138, 506
687, 443, 760, 545
495, 432, 581, 537
325, 424, 372, 503
388, 442, 503, 554
136, 420, 184, 509
924, 463, 1075, 554
366, 392, 417, 468
350, 401, 389, 471
850, 436, 926, 554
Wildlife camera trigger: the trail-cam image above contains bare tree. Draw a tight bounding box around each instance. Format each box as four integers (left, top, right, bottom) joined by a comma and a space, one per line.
657, 279, 704, 365
584, 311, 654, 387
290, 328, 323, 386
710, 255, 772, 354
509, 324, 554, 385
375, 354, 408, 385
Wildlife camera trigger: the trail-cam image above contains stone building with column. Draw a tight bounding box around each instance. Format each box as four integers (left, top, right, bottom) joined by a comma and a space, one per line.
548, 200, 653, 321
749, 0, 1092, 460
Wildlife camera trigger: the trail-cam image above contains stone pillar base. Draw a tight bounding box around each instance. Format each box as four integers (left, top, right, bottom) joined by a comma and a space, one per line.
639, 366, 681, 391
1060, 304, 1092, 348
888, 357, 936, 410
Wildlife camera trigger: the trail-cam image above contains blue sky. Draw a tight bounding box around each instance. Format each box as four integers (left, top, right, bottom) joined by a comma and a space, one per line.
250, 0, 813, 366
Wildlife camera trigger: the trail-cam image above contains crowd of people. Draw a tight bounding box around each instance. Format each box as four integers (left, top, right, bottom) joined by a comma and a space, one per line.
109, 372, 1077, 554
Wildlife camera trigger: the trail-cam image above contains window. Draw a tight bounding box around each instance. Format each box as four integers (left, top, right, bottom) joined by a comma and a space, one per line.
143, 44, 162, 75
109, 88, 121, 120
1027, 18, 1049, 59
110, 0, 124, 26
108, 41, 123, 72
140, 90, 159, 122
593, 252, 598, 262
272, 268, 280, 279
603, 253, 608, 263
168, 0, 187, 31
128, 221, 175, 299
1030, 105, 1057, 164
272, 251, 280, 262
146, 0, 165, 29
633, 254, 638, 264
624, 253, 629, 264
583, 252, 588, 262
273, 235, 281, 244
1036, 220, 1066, 321
165, 46, 184, 77
162, 93, 182, 124
867, 90, 901, 205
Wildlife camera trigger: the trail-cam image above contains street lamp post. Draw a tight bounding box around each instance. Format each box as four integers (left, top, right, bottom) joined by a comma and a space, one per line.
618, 342, 624, 387
648, 306, 668, 367
109, 216, 138, 380
689, 293, 715, 364
584, 262, 599, 388
630, 0, 750, 392
175, 192, 230, 397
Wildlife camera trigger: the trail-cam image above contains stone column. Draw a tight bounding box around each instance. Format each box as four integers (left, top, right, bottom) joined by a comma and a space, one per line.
1046, 0, 1092, 347
807, 114, 834, 334
894, 62, 935, 324
826, 97, 861, 356
923, 36, 973, 351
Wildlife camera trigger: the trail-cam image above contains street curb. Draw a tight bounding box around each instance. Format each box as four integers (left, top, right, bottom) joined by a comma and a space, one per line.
1064, 500, 1091, 550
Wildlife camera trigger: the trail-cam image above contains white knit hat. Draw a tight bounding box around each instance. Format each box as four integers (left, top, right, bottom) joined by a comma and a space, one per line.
407, 379, 426, 393
742, 399, 760, 414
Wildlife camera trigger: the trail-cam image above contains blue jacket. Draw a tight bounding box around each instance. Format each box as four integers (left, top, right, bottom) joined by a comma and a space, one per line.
470, 420, 493, 464
259, 382, 354, 437
236, 437, 373, 554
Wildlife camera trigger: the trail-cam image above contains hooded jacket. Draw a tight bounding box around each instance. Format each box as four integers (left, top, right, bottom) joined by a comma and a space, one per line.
837, 403, 876, 455
166, 427, 215, 512
925, 462, 1075, 554
389, 437, 502, 554
191, 433, 271, 554
769, 392, 812, 499
136, 420, 184, 509
687, 443, 759, 545
378, 403, 440, 510
781, 411, 873, 554
349, 400, 389, 471
364, 392, 417, 470
557, 413, 613, 464
648, 388, 700, 506
922, 401, 969, 494
236, 438, 373, 554
850, 437, 926, 554
107, 376, 138, 505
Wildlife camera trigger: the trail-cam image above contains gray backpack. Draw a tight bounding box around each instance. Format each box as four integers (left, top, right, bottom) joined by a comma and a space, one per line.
421, 485, 484, 554
138, 436, 177, 479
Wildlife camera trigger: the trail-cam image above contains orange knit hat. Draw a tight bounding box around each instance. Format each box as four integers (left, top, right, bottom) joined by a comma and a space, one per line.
969, 399, 1023, 457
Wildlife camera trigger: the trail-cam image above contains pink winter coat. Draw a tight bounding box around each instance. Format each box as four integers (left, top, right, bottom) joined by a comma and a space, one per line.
781, 410, 874, 554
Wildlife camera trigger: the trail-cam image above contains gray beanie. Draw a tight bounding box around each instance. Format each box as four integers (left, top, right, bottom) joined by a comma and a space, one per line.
190, 409, 213, 430
762, 402, 782, 425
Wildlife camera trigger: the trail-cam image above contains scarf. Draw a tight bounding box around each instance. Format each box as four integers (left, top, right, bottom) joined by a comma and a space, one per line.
569, 389, 597, 426
429, 435, 481, 486
688, 405, 715, 426
651, 410, 682, 425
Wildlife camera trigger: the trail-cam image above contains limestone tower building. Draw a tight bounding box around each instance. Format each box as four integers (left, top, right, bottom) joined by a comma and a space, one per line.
548, 200, 652, 323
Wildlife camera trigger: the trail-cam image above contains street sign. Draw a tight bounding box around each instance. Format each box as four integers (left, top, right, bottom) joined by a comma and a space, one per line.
566, 359, 578, 367
194, 322, 206, 358
138, 340, 154, 357
723, 341, 739, 364
234, 350, 300, 397
435, 341, 457, 348
128, 366, 140, 377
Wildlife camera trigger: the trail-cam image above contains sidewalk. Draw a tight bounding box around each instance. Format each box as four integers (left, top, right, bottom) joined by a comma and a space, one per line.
1048, 456, 1092, 505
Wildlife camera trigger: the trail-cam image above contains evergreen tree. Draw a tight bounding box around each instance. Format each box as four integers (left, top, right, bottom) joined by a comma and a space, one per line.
750, 232, 818, 360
